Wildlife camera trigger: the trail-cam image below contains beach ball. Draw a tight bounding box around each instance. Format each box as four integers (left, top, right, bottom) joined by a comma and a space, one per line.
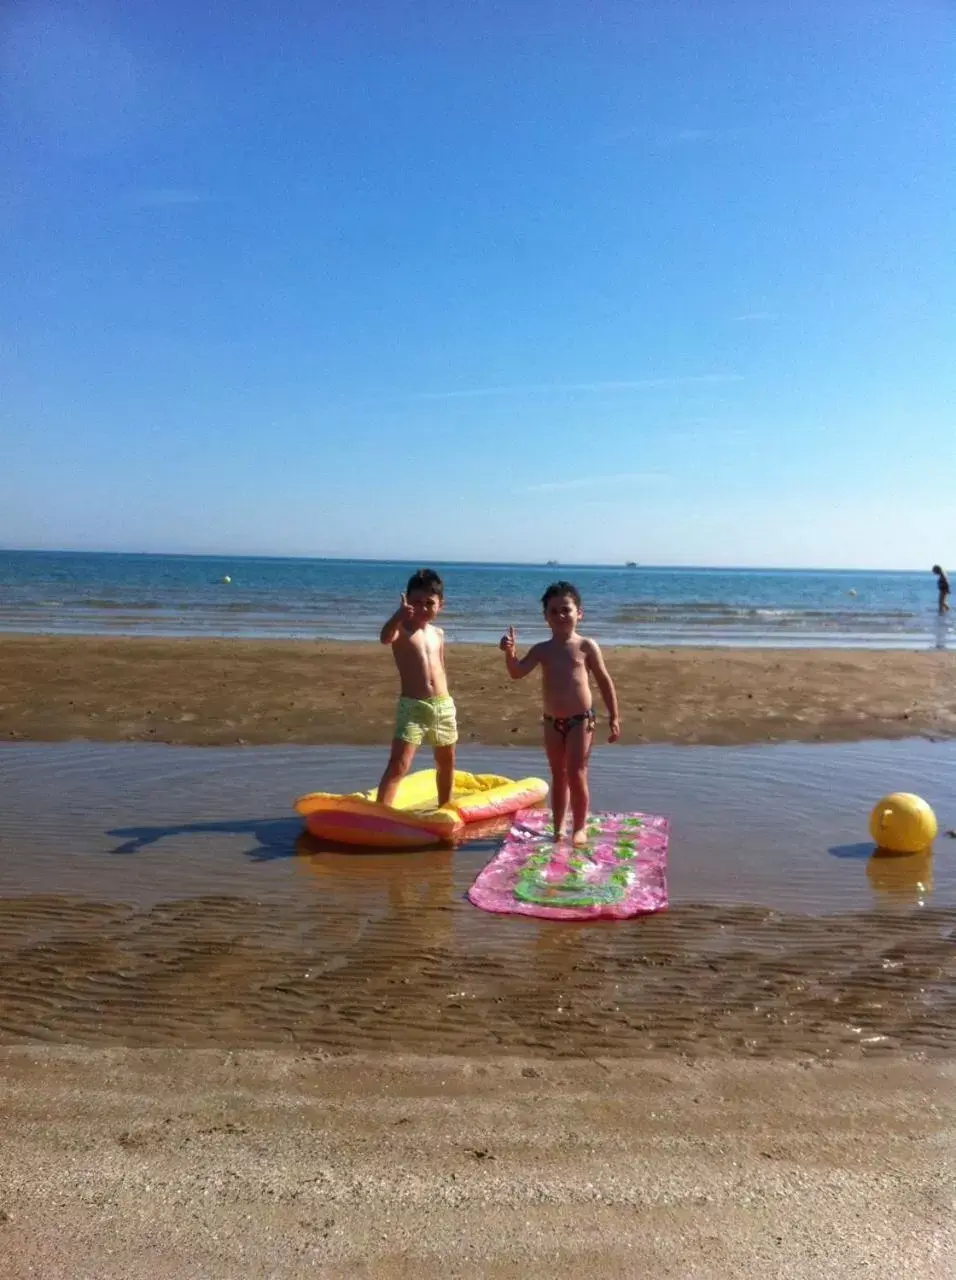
868, 793, 937, 854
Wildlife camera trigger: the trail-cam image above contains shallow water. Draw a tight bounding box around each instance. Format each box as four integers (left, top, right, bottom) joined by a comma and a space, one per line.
4, 741, 954, 910
1, 741, 954, 1057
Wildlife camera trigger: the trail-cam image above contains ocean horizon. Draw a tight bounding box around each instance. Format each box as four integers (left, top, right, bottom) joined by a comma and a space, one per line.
0, 548, 949, 649
0, 546, 939, 572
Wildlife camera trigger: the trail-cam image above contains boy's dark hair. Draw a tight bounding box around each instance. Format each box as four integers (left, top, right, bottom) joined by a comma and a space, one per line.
406, 567, 444, 599
541, 580, 582, 610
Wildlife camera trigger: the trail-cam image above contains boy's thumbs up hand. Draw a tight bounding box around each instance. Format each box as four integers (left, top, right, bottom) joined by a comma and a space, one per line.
391, 593, 414, 624
499, 625, 516, 654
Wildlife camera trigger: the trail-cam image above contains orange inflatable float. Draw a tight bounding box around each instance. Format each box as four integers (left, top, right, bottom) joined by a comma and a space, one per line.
294, 769, 548, 849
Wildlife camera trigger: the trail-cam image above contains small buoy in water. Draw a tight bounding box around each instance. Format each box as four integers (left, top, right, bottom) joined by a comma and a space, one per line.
869, 793, 937, 854
847, 588, 857, 596
221, 575, 231, 584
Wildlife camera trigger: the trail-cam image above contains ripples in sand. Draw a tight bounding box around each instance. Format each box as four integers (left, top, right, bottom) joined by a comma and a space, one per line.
0, 890, 953, 1057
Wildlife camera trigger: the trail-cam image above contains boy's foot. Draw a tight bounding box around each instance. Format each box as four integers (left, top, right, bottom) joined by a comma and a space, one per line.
571, 828, 589, 848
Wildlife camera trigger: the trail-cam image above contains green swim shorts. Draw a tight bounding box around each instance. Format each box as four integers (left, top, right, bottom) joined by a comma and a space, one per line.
394, 695, 458, 748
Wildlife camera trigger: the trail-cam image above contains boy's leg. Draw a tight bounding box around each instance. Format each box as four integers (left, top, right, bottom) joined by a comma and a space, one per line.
543, 722, 569, 838
567, 721, 594, 846
377, 740, 417, 807
434, 744, 455, 807
431, 697, 458, 808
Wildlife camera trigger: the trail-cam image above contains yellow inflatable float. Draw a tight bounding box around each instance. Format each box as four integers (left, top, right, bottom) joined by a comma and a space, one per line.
294, 769, 548, 849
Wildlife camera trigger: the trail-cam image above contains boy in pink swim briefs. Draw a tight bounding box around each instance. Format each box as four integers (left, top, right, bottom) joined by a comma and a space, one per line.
500, 580, 621, 846
376, 568, 457, 808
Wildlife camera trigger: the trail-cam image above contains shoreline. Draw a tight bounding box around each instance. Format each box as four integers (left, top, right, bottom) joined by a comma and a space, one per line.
3, 633, 956, 748
0, 628, 945, 649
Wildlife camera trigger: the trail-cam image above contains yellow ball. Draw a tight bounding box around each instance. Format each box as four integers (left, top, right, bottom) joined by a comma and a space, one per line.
868, 793, 938, 854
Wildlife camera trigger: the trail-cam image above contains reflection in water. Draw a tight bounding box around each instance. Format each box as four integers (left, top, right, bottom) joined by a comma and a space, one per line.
294, 832, 458, 950
867, 850, 934, 909
292, 813, 516, 952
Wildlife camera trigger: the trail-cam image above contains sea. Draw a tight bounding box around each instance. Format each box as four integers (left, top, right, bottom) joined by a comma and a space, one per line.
0, 549, 950, 649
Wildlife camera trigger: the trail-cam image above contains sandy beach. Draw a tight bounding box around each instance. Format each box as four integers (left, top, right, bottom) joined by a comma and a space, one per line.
4, 639, 956, 1276
2, 1047, 953, 1279
2, 634, 956, 747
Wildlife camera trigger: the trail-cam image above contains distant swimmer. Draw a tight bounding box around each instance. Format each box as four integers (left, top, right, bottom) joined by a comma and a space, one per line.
847, 588, 857, 596
932, 565, 950, 615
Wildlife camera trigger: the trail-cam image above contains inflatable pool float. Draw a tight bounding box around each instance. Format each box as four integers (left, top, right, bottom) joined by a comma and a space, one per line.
468, 808, 669, 920
294, 769, 548, 849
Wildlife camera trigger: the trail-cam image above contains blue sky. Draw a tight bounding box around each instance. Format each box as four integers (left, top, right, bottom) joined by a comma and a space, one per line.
1, 0, 952, 568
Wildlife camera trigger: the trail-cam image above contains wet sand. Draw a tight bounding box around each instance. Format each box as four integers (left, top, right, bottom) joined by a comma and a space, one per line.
2, 634, 956, 747
2, 1048, 953, 1279
2, 889, 953, 1056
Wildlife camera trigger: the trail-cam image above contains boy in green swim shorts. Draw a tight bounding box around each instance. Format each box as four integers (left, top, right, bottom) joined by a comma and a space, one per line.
376, 568, 458, 808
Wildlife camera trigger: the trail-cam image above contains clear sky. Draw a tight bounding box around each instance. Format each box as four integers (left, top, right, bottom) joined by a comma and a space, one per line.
1, 0, 953, 568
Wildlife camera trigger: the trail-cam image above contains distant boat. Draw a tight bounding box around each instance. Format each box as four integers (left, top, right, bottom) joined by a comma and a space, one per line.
546, 559, 559, 566
625, 561, 638, 568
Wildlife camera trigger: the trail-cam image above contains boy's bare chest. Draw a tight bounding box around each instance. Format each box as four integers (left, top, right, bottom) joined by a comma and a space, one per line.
399, 629, 441, 663
545, 644, 587, 678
